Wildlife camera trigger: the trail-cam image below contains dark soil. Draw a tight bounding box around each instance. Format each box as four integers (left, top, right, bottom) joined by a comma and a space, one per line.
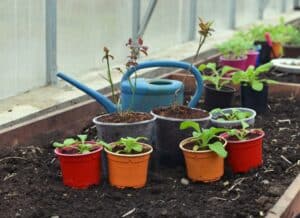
264, 69, 300, 83
111, 144, 151, 155
97, 112, 153, 123
152, 105, 209, 119
0, 97, 299, 217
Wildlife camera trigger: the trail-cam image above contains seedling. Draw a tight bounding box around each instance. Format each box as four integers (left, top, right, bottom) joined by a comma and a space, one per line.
198, 63, 236, 90
232, 62, 277, 91
104, 137, 147, 154
211, 108, 252, 121
53, 135, 101, 154
226, 121, 254, 141
179, 121, 228, 158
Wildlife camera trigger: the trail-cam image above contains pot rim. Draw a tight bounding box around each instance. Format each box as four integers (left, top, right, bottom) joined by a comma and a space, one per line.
54, 142, 103, 157
210, 107, 256, 124
204, 83, 236, 93
220, 55, 247, 61
93, 112, 156, 126
104, 142, 153, 157
179, 136, 227, 154
220, 129, 265, 143
150, 108, 212, 122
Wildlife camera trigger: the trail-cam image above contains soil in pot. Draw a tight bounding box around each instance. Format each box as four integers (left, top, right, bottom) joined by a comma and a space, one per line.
0, 97, 299, 217
151, 105, 211, 167
97, 112, 153, 123
105, 143, 153, 189
180, 137, 226, 182
221, 130, 264, 173
241, 84, 268, 114
283, 44, 300, 58
204, 83, 236, 111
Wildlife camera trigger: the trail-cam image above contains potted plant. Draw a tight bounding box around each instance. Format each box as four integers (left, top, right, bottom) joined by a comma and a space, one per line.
93, 40, 155, 144
232, 62, 276, 113
102, 137, 153, 188
53, 135, 103, 189
220, 122, 265, 173
217, 36, 253, 70
150, 18, 213, 167
179, 121, 228, 182
198, 63, 236, 110
210, 107, 256, 128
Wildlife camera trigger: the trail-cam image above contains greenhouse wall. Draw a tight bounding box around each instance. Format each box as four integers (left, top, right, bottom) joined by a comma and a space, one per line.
0, 0, 297, 100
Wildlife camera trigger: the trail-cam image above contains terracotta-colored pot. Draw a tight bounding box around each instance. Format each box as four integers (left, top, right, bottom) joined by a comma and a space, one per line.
271, 42, 283, 58
220, 129, 265, 173
54, 142, 103, 189
179, 137, 227, 182
105, 143, 153, 188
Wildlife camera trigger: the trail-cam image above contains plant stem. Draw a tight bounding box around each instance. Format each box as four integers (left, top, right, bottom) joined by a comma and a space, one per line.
106, 58, 116, 104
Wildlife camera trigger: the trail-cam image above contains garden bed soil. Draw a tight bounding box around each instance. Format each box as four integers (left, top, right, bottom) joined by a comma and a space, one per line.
0, 97, 299, 217
96, 112, 153, 123
152, 105, 209, 119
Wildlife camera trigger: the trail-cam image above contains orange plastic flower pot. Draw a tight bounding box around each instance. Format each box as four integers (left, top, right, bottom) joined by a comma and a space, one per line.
105, 143, 153, 188
54, 142, 102, 189
179, 137, 226, 182
221, 130, 264, 173
271, 42, 283, 58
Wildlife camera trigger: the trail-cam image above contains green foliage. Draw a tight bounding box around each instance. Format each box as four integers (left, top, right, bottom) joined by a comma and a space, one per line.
198, 63, 236, 90
114, 137, 148, 154
217, 36, 253, 59
227, 121, 253, 141
53, 135, 102, 154
211, 108, 252, 121
179, 121, 228, 158
232, 62, 277, 91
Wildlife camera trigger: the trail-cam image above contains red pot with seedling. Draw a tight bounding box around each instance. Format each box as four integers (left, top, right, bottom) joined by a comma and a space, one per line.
220, 121, 265, 173
53, 135, 103, 189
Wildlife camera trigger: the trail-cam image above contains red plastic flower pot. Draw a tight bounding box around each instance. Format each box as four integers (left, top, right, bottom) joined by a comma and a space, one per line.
220, 129, 264, 173
54, 142, 103, 189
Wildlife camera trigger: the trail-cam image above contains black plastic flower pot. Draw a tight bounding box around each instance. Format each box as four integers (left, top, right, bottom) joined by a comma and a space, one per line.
254, 41, 271, 66
150, 109, 211, 167
240, 84, 268, 114
283, 44, 300, 58
204, 84, 236, 111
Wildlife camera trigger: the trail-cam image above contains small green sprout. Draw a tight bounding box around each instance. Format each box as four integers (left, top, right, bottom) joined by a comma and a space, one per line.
180, 121, 228, 158
211, 108, 252, 121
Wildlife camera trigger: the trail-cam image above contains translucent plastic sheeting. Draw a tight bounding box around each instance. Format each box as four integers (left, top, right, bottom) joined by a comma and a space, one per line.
0, 1, 46, 99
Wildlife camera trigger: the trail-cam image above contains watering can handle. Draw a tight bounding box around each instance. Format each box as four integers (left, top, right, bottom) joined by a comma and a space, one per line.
121, 60, 203, 108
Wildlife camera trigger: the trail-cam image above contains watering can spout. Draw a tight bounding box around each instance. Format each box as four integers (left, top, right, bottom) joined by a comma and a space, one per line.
56, 72, 117, 113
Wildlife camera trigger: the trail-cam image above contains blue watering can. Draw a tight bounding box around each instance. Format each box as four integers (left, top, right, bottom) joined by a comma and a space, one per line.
57, 60, 203, 113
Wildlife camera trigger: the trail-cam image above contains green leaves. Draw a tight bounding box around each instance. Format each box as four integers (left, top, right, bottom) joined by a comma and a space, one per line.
208, 141, 227, 158
179, 121, 228, 158
116, 137, 147, 154
212, 108, 252, 121
231, 62, 276, 91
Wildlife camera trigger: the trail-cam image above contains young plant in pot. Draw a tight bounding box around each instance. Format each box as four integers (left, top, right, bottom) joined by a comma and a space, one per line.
53, 135, 103, 189
150, 18, 213, 167
179, 121, 228, 182
217, 36, 253, 70
93, 40, 155, 144
102, 136, 153, 188
220, 122, 265, 173
198, 63, 236, 110
210, 107, 256, 128
232, 62, 277, 113
282, 25, 300, 58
